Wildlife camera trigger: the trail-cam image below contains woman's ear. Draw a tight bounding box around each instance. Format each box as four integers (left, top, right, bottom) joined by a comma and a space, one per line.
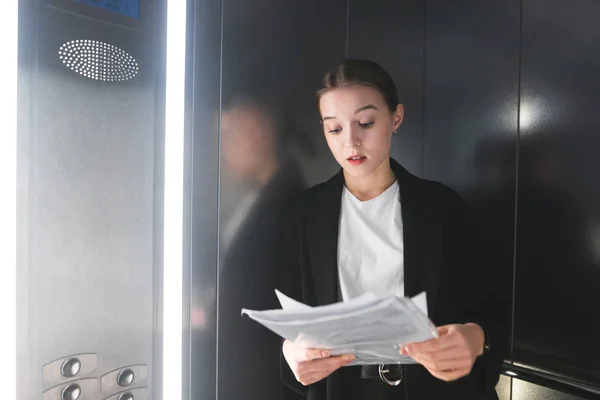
393, 104, 405, 131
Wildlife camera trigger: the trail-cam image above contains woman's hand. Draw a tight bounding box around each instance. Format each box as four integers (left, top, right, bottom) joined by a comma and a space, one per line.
282, 339, 355, 386
400, 323, 485, 382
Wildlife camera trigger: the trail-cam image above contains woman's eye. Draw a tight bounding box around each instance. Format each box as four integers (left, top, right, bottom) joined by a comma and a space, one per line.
359, 121, 374, 128
328, 127, 342, 134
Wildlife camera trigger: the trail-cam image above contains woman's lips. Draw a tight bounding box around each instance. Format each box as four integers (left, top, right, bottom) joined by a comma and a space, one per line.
347, 155, 366, 166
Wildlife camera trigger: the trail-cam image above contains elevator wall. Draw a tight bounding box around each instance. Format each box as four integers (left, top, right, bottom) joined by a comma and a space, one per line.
17, 1, 167, 399
186, 1, 600, 399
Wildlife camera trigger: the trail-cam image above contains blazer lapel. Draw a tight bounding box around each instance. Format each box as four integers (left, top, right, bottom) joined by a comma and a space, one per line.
392, 160, 442, 319
305, 171, 344, 306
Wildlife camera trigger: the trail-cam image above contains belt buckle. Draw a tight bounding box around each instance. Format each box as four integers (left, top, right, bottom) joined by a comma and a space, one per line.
378, 364, 402, 386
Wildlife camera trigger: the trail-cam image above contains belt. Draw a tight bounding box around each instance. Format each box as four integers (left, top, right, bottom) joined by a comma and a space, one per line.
361, 364, 404, 386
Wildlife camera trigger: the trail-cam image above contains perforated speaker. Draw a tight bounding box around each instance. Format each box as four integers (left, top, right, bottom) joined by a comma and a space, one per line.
58, 39, 139, 82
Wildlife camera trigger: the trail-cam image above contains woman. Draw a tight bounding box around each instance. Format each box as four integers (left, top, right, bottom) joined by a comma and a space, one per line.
276, 60, 504, 399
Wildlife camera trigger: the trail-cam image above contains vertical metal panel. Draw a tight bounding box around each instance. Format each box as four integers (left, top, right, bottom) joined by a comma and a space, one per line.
348, 0, 425, 175
423, 1, 521, 380
187, 0, 222, 398
514, 0, 600, 386
17, 1, 166, 399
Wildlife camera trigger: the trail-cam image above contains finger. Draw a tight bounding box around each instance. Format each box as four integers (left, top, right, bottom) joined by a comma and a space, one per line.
297, 347, 332, 362
303, 354, 354, 373
411, 354, 473, 373
296, 355, 354, 383
329, 354, 355, 369
427, 367, 472, 382
404, 332, 459, 354
400, 325, 453, 351
409, 346, 470, 363
436, 325, 452, 336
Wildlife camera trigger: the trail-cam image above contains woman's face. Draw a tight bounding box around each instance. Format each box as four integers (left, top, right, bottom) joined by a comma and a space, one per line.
319, 85, 403, 180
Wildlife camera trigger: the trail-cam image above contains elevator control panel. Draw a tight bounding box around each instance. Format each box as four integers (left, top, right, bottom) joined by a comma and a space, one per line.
101, 365, 148, 399
76, 0, 140, 19
43, 354, 99, 391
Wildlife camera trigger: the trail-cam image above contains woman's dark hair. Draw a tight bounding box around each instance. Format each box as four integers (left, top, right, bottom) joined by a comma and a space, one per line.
316, 59, 399, 113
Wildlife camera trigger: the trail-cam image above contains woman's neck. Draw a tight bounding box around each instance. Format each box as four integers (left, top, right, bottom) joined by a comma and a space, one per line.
343, 158, 396, 201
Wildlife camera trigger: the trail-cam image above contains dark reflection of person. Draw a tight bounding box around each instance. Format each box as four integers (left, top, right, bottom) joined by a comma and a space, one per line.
217, 92, 309, 400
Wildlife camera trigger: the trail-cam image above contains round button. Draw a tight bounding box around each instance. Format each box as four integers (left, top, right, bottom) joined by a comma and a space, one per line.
60, 358, 81, 378
61, 383, 81, 400
117, 369, 135, 387
118, 393, 134, 400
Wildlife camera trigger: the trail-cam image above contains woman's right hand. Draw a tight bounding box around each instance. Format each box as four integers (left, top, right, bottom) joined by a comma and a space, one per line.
282, 339, 355, 386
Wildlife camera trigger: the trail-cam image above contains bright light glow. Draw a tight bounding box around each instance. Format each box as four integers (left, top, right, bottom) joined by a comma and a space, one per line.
519, 100, 536, 131
0, 1, 18, 399
163, 0, 187, 399
505, 371, 518, 377
519, 94, 556, 133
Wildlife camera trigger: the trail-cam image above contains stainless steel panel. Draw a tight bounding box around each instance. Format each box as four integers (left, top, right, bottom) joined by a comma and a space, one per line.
42, 378, 99, 400
17, 1, 166, 399
514, 0, 600, 387
101, 365, 148, 399
43, 353, 99, 391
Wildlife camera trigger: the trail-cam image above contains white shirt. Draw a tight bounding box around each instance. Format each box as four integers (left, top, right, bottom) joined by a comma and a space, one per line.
338, 181, 405, 301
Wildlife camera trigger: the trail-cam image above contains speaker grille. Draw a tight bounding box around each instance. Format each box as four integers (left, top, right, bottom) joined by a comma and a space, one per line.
58, 40, 139, 82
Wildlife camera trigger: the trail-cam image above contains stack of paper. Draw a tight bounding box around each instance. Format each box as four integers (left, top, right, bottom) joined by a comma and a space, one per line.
241, 291, 439, 365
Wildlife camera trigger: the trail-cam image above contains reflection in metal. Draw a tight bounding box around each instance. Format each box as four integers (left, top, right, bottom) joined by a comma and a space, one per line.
519, 97, 543, 132
519, 93, 561, 133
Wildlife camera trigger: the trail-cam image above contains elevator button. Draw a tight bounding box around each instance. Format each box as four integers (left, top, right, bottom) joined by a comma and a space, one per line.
60, 358, 81, 378
118, 393, 134, 400
117, 369, 135, 387
61, 383, 81, 400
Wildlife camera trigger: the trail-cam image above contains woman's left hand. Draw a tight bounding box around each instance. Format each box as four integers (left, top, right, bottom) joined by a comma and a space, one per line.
400, 323, 485, 382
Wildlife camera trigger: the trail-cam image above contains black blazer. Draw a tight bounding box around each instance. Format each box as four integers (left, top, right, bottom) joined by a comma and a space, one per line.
276, 158, 506, 400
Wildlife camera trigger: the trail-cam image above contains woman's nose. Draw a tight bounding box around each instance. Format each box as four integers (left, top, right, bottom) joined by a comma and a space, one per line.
344, 129, 361, 148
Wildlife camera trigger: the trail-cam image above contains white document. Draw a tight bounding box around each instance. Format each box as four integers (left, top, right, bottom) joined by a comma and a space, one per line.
242, 290, 438, 365
275, 289, 312, 311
